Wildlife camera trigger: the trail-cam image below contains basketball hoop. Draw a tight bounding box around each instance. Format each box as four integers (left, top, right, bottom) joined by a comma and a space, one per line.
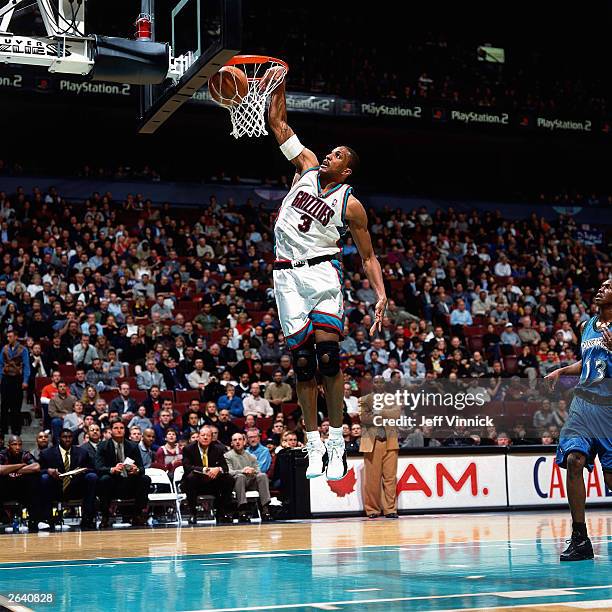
223, 55, 289, 139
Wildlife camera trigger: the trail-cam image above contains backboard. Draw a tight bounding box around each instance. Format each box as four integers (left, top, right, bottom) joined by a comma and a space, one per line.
137, 0, 242, 134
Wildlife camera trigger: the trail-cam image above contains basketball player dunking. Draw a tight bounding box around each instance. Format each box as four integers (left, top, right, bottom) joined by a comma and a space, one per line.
263, 69, 387, 480
545, 278, 612, 561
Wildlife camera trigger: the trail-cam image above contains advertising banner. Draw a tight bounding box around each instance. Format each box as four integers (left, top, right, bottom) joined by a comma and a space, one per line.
507, 453, 611, 507
310, 454, 507, 514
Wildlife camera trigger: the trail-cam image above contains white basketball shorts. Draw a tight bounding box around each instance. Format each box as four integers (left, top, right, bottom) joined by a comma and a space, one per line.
273, 259, 344, 350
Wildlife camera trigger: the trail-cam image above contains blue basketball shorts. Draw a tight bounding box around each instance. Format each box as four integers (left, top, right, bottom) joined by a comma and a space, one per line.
555, 395, 612, 473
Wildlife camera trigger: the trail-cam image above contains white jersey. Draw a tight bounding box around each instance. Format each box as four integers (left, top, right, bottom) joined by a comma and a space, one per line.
274, 166, 352, 261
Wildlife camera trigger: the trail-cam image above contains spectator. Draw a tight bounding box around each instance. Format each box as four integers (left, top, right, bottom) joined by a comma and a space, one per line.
39, 428, 97, 530
95, 418, 151, 527
264, 370, 292, 413
85, 358, 118, 392
245, 428, 272, 473
224, 432, 272, 522
31, 430, 50, 461
69, 368, 87, 400
182, 425, 234, 524
343, 383, 359, 415
501, 323, 521, 349
187, 358, 210, 390
346, 423, 361, 452
0, 435, 41, 532
128, 405, 153, 433
80, 423, 101, 463
496, 432, 512, 447
137, 359, 166, 391
243, 383, 273, 418
72, 335, 98, 368
551, 399, 569, 427
109, 382, 138, 421
154, 429, 182, 475
154, 409, 178, 448
63, 398, 85, 435
450, 299, 473, 330
0, 329, 31, 436
161, 356, 189, 391
217, 383, 244, 417
142, 385, 163, 418
533, 399, 554, 429
138, 427, 156, 469
518, 316, 541, 346
216, 409, 240, 447
258, 332, 282, 364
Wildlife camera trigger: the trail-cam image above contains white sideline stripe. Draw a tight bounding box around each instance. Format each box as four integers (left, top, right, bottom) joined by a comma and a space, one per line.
494, 589, 581, 598
3, 535, 610, 567
566, 601, 612, 609
181, 585, 612, 612
0, 595, 34, 612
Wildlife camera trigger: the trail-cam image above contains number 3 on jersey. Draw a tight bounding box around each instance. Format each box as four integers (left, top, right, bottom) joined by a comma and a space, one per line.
297, 214, 313, 233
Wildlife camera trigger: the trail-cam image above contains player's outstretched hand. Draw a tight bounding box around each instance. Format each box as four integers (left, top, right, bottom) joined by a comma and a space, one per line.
369, 296, 388, 336
544, 369, 561, 391
602, 326, 612, 351
259, 66, 286, 92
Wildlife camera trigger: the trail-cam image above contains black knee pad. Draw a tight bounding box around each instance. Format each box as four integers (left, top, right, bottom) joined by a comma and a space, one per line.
316, 341, 340, 377
292, 342, 317, 382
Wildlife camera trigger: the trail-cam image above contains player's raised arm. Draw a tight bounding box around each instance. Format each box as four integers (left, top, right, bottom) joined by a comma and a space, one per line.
265, 69, 318, 174
344, 195, 387, 335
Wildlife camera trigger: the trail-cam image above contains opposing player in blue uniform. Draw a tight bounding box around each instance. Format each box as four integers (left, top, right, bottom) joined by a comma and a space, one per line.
545, 278, 612, 561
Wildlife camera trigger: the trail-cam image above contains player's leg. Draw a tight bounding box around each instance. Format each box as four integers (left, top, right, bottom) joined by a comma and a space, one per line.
555, 396, 595, 561
273, 268, 326, 478
313, 329, 347, 480
293, 338, 328, 478
307, 262, 348, 480
315, 329, 344, 428
565, 451, 587, 524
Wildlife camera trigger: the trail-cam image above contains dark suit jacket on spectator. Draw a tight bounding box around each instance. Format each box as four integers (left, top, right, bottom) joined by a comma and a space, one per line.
109, 396, 138, 416
39, 445, 93, 474
94, 438, 145, 476
182, 440, 229, 477
79, 441, 99, 464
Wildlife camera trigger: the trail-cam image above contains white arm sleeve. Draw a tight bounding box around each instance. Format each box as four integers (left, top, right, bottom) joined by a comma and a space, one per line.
280, 134, 305, 161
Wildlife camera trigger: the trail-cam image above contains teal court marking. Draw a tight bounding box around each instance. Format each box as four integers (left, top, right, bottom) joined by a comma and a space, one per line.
0, 534, 610, 611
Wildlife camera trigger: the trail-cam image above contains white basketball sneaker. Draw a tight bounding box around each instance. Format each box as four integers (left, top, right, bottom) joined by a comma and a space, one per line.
304, 440, 328, 479
325, 437, 348, 481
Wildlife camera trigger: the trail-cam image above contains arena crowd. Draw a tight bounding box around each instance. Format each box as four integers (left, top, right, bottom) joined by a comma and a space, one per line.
0, 181, 609, 528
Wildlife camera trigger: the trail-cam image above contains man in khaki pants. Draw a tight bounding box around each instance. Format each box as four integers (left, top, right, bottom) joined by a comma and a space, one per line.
359, 376, 400, 518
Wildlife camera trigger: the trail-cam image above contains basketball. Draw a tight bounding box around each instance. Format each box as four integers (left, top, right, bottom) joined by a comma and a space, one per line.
208, 65, 248, 107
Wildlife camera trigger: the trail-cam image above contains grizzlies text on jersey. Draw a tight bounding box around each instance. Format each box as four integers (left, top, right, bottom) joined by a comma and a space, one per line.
274, 166, 352, 261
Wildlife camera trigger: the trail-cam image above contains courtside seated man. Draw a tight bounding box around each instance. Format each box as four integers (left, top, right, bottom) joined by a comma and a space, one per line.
545, 278, 612, 561
263, 67, 387, 480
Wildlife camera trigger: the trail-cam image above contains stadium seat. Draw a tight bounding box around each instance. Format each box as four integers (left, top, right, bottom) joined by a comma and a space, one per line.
175, 390, 200, 403
58, 364, 77, 378
282, 402, 299, 417
160, 390, 175, 401
467, 336, 484, 352
503, 356, 519, 375
257, 417, 273, 432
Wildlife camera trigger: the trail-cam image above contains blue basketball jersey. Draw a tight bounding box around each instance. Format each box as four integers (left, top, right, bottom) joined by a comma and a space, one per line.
577, 316, 612, 400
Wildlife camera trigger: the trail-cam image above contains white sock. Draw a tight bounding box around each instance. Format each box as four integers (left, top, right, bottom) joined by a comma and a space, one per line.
328, 426, 343, 441
306, 430, 322, 444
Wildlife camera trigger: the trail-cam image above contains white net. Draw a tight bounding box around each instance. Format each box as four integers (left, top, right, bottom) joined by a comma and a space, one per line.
225, 57, 288, 139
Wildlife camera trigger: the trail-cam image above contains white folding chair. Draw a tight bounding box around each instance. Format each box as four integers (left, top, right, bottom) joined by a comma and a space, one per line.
146, 468, 184, 524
